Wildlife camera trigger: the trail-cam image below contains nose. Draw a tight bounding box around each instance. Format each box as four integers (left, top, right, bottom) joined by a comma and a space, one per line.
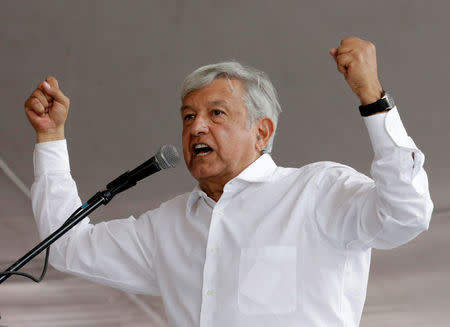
190, 114, 209, 135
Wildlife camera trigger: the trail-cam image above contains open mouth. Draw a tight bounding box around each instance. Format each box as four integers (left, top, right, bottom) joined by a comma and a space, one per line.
193, 143, 213, 157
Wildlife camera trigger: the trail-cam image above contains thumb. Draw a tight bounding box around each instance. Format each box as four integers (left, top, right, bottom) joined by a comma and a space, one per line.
39, 78, 68, 107
45, 76, 59, 89
329, 48, 338, 58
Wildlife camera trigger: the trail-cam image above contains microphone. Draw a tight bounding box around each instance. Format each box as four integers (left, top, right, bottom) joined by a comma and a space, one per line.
102, 145, 180, 203
127, 144, 180, 182
0, 145, 180, 285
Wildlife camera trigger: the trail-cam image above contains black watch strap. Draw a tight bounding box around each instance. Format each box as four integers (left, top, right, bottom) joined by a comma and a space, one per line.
359, 92, 395, 117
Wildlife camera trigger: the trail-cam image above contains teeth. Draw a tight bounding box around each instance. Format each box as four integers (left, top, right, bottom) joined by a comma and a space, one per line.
195, 144, 209, 149
193, 143, 212, 156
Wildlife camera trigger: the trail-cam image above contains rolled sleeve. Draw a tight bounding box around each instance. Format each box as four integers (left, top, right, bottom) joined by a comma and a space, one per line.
31, 140, 160, 295
314, 107, 433, 250
33, 140, 71, 177
361, 106, 433, 249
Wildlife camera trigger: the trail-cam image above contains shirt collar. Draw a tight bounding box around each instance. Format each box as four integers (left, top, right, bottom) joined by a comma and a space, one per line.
233, 153, 277, 183
186, 154, 277, 211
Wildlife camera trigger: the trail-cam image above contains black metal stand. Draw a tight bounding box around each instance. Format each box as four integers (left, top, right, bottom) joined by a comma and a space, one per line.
0, 147, 176, 285
0, 192, 107, 284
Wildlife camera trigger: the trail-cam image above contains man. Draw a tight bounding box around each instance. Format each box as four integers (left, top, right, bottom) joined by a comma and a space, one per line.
25, 37, 433, 326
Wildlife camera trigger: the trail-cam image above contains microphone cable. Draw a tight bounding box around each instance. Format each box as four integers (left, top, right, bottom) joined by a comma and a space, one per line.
0, 154, 169, 325
0, 144, 180, 282
0, 157, 57, 282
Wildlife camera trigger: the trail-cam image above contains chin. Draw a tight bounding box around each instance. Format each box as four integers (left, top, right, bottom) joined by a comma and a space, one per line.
189, 164, 221, 181
190, 168, 213, 181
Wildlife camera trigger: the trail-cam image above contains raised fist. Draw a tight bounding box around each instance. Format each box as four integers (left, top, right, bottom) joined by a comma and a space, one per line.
24, 76, 70, 143
329, 37, 384, 105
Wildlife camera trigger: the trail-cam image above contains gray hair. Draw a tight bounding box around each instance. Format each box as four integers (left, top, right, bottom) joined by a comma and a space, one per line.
181, 61, 282, 154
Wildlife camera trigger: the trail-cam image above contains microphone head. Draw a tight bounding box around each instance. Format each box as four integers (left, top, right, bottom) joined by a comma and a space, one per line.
155, 145, 180, 169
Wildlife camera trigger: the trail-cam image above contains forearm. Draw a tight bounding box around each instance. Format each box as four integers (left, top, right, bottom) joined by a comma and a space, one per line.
31, 140, 160, 294
31, 140, 89, 264
32, 140, 84, 235
314, 106, 433, 249
362, 106, 433, 248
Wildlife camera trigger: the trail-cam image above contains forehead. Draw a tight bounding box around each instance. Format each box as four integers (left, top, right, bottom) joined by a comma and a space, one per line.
181, 77, 246, 109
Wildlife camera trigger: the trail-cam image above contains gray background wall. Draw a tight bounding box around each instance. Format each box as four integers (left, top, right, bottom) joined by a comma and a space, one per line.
0, 1, 449, 326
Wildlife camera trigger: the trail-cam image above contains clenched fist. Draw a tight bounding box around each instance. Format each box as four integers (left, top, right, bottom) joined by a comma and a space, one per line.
24, 76, 70, 143
329, 37, 384, 105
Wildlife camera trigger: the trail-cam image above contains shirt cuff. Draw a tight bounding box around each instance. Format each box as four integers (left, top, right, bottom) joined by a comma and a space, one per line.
363, 106, 417, 155
33, 139, 71, 177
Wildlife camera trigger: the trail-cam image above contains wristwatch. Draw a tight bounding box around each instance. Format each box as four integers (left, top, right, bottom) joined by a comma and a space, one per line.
359, 91, 395, 117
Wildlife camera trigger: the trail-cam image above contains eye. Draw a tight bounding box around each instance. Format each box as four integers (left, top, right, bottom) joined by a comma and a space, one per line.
213, 109, 224, 116
183, 114, 195, 121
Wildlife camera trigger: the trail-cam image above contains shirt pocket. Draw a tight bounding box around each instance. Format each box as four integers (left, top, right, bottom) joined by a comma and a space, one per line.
238, 246, 297, 315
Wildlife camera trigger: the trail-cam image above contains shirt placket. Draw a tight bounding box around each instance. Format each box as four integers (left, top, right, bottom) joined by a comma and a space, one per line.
199, 198, 226, 327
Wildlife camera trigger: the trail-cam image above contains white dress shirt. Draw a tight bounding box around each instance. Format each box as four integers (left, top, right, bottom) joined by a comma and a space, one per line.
31, 107, 433, 327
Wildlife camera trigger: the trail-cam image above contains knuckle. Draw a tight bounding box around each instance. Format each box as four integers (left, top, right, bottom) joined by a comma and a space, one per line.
362, 40, 375, 51
341, 36, 353, 44
355, 51, 364, 62
34, 89, 44, 99
30, 102, 40, 111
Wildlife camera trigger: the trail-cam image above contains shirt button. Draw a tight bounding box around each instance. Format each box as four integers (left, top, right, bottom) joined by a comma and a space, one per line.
216, 209, 224, 216
206, 289, 214, 296
209, 247, 218, 254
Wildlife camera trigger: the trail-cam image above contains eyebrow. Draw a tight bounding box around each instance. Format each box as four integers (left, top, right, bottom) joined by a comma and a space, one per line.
207, 100, 228, 107
180, 99, 228, 112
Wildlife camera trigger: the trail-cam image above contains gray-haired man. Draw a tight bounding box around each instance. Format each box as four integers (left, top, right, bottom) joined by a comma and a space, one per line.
25, 37, 433, 326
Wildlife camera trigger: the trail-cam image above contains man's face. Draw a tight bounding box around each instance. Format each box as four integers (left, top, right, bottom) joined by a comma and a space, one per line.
181, 78, 260, 187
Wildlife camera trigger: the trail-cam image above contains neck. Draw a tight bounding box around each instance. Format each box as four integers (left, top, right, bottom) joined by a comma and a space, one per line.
199, 154, 264, 202
199, 181, 224, 202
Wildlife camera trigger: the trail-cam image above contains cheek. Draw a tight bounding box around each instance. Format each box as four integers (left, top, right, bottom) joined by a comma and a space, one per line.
181, 131, 191, 159
218, 127, 255, 155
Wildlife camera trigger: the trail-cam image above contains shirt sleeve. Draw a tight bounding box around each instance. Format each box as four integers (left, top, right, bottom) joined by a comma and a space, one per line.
31, 140, 160, 295
313, 106, 434, 250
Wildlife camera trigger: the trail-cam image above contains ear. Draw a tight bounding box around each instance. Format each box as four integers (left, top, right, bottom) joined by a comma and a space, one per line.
254, 117, 274, 152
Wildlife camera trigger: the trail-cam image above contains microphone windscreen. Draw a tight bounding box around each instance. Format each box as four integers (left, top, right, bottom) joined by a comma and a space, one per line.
156, 145, 180, 169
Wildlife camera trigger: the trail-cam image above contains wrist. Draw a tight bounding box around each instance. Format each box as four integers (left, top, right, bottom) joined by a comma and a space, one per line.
359, 91, 395, 117
358, 88, 384, 105
357, 83, 384, 105
36, 129, 65, 143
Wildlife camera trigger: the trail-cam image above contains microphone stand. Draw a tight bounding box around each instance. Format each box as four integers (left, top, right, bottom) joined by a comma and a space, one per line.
0, 170, 137, 285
